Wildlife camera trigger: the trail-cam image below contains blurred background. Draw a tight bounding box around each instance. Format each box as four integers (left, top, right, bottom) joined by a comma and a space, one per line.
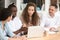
0, 0, 60, 17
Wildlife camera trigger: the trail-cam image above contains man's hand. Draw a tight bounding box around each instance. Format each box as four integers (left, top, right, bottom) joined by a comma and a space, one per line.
49, 27, 56, 32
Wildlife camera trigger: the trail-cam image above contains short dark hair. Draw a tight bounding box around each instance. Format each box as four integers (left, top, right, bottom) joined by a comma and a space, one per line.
0, 8, 12, 21
50, 4, 58, 9
8, 3, 16, 10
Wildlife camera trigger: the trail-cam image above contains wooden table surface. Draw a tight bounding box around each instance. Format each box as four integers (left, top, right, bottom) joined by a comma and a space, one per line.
28, 32, 60, 40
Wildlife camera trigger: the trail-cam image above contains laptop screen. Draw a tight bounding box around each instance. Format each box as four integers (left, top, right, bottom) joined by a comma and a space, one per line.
27, 26, 44, 38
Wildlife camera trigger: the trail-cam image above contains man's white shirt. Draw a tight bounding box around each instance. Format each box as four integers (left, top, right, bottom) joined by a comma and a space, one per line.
7, 16, 22, 32
40, 11, 60, 34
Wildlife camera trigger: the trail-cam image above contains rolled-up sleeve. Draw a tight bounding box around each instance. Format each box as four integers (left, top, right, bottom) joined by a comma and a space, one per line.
0, 27, 8, 40
5, 23, 15, 37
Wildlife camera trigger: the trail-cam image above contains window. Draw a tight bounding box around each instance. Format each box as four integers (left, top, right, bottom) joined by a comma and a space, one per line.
57, 0, 60, 10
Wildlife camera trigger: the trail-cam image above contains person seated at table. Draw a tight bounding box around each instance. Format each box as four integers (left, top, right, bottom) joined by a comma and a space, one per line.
7, 3, 23, 35
0, 8, 27, 40
20, 2, 40, 35
40, 4, 60, 34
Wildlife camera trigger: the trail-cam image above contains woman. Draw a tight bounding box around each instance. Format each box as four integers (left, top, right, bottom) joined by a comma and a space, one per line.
20, 2, 40, 35
21, 2, 40, 27
0, 8, 26, 40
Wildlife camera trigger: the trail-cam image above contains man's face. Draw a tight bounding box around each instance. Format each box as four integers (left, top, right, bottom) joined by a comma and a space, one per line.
49, 6, 57, 15
11, 7, 17, 18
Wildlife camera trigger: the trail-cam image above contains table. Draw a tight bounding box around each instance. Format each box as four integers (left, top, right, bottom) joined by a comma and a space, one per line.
28, 32, 60, 40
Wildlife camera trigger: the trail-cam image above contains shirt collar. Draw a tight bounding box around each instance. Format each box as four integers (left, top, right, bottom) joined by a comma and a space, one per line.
48, 12, 58, 18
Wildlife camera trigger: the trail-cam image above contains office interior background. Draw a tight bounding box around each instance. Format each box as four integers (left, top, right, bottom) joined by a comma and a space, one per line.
0, 0, 60, 17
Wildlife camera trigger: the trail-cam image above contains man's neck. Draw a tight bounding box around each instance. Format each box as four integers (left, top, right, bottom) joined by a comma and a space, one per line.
50, 15, 55, 18
49, 11, 57, 18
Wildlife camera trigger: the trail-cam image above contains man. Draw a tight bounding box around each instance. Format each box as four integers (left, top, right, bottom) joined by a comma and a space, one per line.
40, 4, 60, 34
7, 3, 22, 35
7, 3, 27, 35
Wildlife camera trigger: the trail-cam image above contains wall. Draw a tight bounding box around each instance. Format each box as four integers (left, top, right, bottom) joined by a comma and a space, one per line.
5, 0, 10, 8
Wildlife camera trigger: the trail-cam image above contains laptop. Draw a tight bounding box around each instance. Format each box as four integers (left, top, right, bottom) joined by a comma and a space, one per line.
27, 26, 44, 38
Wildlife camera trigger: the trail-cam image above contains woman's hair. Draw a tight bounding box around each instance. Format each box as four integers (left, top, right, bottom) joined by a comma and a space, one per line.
0, 9, 1, 13
0, 8, 12, 21
21, 2, 40, 26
